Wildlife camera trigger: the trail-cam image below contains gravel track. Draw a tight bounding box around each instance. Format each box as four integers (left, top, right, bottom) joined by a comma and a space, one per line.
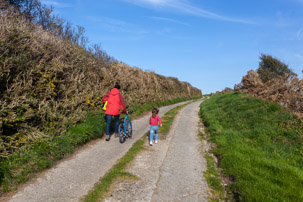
5, 102, 190, 202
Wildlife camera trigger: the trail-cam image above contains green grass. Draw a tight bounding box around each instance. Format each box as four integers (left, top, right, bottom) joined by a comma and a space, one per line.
198, 130, 225, 201
205, 154, 225, 202
200, 92, 303, 202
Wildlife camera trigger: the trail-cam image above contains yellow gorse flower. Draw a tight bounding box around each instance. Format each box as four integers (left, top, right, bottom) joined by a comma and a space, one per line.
86, 95, 91, 104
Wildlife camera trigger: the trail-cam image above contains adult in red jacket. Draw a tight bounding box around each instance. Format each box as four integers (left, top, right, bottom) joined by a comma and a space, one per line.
102, 84, 127, 141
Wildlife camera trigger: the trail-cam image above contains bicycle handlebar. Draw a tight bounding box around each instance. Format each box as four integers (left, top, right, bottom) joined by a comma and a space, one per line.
123, 110, 136, 114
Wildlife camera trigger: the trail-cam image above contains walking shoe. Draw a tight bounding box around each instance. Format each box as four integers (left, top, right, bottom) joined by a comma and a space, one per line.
149, 141, 153, 146
155, 140, 158, 144
106, 135, 110, 141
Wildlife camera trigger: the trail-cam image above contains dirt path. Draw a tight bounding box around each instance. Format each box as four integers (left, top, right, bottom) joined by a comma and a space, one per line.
6, 102, 190, 202
104, 100, 210, 202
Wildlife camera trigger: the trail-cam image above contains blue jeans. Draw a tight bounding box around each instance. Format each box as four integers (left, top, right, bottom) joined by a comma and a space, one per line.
150, 126, 159, 142
106, 115, 120, 135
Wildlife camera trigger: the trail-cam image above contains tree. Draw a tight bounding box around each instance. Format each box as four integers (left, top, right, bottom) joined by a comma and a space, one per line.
257, 54, 293, 83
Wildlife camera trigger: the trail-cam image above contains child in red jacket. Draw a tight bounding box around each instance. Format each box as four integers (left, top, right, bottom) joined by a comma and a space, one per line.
149, 108, 162, 146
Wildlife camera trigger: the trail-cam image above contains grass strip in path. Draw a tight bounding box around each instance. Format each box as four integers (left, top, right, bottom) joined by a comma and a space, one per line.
82, 102, 192, 202
82, 139, 145, 202
200, 92, 303, 202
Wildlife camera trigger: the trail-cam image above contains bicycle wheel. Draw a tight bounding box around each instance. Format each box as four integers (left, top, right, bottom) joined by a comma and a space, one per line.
118, 123, 126, 143
126, 120, 132, 138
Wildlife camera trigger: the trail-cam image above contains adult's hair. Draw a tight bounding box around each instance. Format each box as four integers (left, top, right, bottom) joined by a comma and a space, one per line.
114, 84, 120, 89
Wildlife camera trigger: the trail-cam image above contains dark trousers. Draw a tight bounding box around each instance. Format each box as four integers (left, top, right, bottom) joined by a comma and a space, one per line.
105, 114, 120, 135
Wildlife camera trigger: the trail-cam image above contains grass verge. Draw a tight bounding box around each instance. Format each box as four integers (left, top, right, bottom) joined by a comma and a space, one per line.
200, 92, 303, 202
82, 101, 192, 201
198, 129, 225, 202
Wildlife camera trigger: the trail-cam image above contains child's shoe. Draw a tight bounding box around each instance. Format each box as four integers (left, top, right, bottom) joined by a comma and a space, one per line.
149, 141, 153, 146
155, 140, 158, 144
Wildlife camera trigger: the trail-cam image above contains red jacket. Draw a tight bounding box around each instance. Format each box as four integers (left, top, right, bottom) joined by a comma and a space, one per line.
149, 115, 162, 126
102, 88, 126, 115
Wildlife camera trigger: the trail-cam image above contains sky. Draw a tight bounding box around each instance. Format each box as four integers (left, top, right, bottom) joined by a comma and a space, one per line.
41, 0, 303, 94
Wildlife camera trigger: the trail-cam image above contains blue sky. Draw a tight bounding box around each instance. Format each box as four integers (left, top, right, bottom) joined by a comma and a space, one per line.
42, 0, 303, 94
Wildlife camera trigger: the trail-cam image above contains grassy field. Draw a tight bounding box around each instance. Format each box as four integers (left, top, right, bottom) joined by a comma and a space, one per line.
200, 92, 303, 202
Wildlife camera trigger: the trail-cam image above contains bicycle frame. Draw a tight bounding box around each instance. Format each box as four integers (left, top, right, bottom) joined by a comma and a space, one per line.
122, 114, 131, 135
118, 111, 134, 143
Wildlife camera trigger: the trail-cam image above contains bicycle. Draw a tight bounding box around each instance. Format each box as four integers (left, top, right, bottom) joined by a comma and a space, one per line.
118, 111, 135, 143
